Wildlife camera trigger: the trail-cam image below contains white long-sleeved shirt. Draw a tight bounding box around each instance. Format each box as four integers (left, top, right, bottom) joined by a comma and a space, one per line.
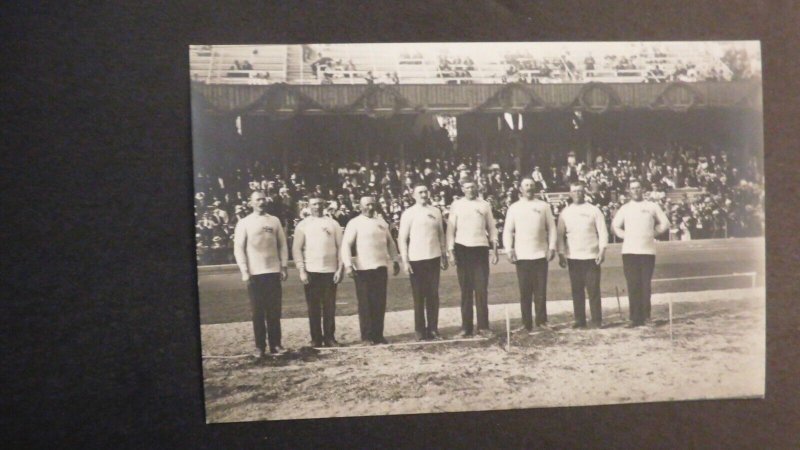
341, 215, 399, 270
557, 202, 609, 260
398, 204, 445, 262
233, 213, 288, 277
502, 198, 557, 260
611, 200, 670, 255
292, 215, 342, 273
446, 198, 498, 249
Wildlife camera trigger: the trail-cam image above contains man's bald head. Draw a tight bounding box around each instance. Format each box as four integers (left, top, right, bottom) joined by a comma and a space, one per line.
359, 196, 376, 217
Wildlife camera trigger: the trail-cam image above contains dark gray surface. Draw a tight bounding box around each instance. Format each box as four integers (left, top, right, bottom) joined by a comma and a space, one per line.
2, 1, 798, 448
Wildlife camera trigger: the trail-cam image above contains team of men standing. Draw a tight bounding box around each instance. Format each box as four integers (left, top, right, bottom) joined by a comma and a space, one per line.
233, 177, 670, 357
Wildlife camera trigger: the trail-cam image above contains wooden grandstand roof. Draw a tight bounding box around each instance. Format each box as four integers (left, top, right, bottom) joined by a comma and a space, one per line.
191, 80, 762, 117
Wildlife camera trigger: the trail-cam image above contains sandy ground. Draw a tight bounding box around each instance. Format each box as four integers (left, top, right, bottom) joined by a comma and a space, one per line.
201, 288, 765, 423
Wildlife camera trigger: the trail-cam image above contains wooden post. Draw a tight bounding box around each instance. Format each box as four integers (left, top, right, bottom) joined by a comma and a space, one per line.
505, 305, 511, 352
669, 300, 674, 344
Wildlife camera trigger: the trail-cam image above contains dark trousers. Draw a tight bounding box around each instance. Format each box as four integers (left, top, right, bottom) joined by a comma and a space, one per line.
567, 259, 602, 326
515, 258, 549, 329
303, 272, 337, 344
247, 273, 282, 351
454, 244, 490, 334
622, 254, 656, 325
354, 267, 388, 342
409, 257, 441, 336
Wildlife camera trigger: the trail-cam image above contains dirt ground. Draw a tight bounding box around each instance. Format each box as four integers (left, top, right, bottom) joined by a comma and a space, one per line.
200, 288, 764, 423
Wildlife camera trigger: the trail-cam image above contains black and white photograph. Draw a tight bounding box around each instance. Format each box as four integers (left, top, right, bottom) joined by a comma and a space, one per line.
189, 41, 765, 423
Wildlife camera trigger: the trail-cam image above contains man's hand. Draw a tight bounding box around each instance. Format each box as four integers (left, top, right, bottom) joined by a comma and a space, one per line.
241, 272, 250, 282
507, 249, 517, 264
595, 250, 605, 266
280, 267, 288, 282
298, 269, 309, 285
404, 261, 414, 275
491, 249, 499, 265
558, 253, 567, 269
448, 249, 456, 267
346, 265, 355, 279
392, 261, 401, 276
333, 269, 342, 284
547, 249, 556, 262
440, 255, 449, 271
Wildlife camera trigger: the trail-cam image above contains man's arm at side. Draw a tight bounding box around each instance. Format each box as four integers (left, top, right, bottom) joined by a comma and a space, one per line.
233, 219, 249, 281
545, 205, 558, 255
340, 222, 356, 270
436, 209, 447, 258
556, 211, 567, 256
501, 205, 515, 254
596, 207, 609, 251
486, 202, 499, 248
398, 211, 411, 266
611, 206, 625, 240
332, 220, 344, 282
291, 223, 306, 273
276, 220, 289, 280
654, 203, 671, 235
445, 203, 457, 252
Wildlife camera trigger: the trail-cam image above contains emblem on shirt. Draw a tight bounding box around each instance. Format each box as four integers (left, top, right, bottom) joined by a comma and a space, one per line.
262, 226, 274, 234
322, 227, 332, 236
427, 213, 437, 221
531, 207, 541, 215
377, 223, 385, 230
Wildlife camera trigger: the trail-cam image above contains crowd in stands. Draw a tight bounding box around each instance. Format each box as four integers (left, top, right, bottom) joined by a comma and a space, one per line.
194, 143, 764, 265
436, 56, 476, 79
501, 50, 735, 84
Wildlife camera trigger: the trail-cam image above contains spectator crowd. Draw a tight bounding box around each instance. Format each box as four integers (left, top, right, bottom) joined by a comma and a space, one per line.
195, 143, 764, 265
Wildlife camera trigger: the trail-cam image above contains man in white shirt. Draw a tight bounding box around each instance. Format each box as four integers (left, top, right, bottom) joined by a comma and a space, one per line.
292, 197, 344, 348
233, 191, 290, 358
399, 184, 449, 341
503, 177, 557, 333
341, 196, 401, 345
558, 181, 609, 328
611, 179, 670, 327
446, 178, 499, 338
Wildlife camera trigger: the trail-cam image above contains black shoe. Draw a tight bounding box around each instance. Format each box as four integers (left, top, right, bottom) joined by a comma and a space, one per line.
458, 331, 473, 338
572, 323, 587, 329
588, 322, 602, 329
538, 323, 554, 331
311, 340, 323, 348
477, 329, 494, 338
254, 348, 266, 359
429, 331, 443, 340
626, 322, 644, 329
415, 332, 427, 341
324, 339, 340, 347
373, 338, 389, 345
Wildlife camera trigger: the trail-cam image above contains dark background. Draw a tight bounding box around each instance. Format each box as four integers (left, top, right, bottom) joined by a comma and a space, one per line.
2, 0, 798, 447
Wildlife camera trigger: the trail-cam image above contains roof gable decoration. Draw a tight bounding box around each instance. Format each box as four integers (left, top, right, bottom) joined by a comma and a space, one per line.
649, 81, 706, 112
475, 82, 549, 113
572, 82, 624, 114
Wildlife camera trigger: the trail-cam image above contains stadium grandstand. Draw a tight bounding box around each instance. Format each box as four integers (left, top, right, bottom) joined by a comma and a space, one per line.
190, 42, 759, 85
190, 42, 763, 265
